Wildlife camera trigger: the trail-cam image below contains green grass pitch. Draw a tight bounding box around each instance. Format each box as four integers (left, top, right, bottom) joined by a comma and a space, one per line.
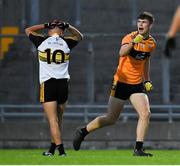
0, 149, 180, 165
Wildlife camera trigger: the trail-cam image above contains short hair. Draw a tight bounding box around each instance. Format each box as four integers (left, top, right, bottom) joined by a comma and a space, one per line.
137, 12, 155, 24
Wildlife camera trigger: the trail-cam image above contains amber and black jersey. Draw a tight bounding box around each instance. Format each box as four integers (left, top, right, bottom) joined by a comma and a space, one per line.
114, 31, 156, 84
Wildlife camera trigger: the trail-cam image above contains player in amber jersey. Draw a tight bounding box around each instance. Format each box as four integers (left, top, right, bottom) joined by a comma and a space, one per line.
25, 20, 83, 156
73, 12, 156, 157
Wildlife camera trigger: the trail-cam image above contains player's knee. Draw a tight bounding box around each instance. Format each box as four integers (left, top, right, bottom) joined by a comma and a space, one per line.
139, 110, 151, 120
106, 116, 117, 125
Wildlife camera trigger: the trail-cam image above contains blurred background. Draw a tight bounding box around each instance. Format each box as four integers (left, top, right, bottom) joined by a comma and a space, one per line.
0, 0, 180, 149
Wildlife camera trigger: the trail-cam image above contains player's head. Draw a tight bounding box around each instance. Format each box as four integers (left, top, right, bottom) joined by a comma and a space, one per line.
137, 12, 155, 36
48, 20, 65, 36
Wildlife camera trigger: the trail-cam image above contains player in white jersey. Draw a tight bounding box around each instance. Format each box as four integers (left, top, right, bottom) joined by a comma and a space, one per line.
25, 20, 83, 156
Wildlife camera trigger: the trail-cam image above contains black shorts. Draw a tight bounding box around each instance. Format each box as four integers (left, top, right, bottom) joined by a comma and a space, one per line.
40, 78, 68, 104
110, 80, 146, 100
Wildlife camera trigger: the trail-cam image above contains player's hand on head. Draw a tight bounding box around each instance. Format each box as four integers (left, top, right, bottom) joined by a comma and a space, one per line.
64, 22, 70, 29
144, 81, 153, 92
44, 22, 51, 29
44, 20, 57, 29
44, 20, 70, 30
57, 22, 69, 29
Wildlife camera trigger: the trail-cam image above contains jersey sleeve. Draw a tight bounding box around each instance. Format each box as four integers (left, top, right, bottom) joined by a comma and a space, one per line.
150, 38, 157, 52
151, 43, 156, 52
64, 37, 78, 49
29, 32, 46, 48
121, 34, 132, 46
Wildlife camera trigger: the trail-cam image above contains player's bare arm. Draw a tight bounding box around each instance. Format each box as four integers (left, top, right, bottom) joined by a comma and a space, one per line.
164, 6, 180, 57
25, 24, 45, 36
67, 24, 83, 41
168, 6, 180, 38
119, 42, 134, 57
119, 34, 143, 57
143, 57, 150, 81
143, 57, 153, 92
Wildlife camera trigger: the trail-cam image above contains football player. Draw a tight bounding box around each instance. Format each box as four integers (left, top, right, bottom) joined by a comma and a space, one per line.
73, 12, 156, 157
25, 20, 83, 156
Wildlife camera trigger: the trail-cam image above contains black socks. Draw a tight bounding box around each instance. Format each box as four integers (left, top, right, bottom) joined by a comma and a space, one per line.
81, 127, 89, 137
48, 142, 56, 154
48, 142, 66, 155
56, 144, 66, 155
135, 141, 143, 151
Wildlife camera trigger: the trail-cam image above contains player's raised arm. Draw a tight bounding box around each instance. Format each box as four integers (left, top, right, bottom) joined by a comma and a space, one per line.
119, 34, 143, 56
25, 24, 45, 36
66, 24, 84, 41
164, 6, 180, 57
167, 6, 180, 38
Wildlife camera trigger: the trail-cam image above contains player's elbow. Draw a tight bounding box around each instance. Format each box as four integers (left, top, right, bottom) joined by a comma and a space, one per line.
80, 33, 84, 40
25, 27, 31, 36
78, 33, 84, 41
106, 116, 118, 125
108, 119, 116, 125
119, 49, 127, 57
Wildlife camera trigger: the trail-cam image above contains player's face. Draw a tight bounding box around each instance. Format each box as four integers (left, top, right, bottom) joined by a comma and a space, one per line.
137, 19, 152, 36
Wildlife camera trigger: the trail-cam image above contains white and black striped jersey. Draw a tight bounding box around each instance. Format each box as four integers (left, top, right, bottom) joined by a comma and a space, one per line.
29, 33, 78, 84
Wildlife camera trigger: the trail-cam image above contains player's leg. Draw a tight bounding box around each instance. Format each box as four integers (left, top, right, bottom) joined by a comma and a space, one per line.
129, 93, 152, 157
43, 135, 56, 156
42, 101, 61, 156
39, 79, 58, 156
56, 103, 66, 156
54, 78, 68, 156
46, 135, 57, 156
43, 136, 56, 156
73, 96, 125, 150
87, 96, 125, 131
